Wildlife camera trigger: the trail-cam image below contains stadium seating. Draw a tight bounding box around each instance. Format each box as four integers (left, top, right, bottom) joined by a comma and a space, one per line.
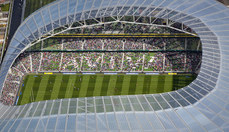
1, 38, 201, 105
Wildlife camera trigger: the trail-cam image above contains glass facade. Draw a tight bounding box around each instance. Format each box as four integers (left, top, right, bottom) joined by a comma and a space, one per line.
0, 0, 229, 131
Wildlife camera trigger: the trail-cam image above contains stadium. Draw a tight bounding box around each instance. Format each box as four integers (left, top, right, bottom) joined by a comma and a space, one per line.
0, 0, 229, 131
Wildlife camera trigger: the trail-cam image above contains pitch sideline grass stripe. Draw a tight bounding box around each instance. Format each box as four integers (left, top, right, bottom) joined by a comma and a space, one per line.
34, 75, 46, 102
65, 76, 77, 98
185, 76, 191, 85
18, 75, 35, 105
121, 75, 131, 95
58, 75, 70, 99
72, 75, 83, 98
135, 75, 144, 94
107, 75, 117, 96
100, 75, 110, 96
17, 76, 29, 105
164, 75, 173, 92
128, 75, 138, 95
18, 74, 197, 105
114, 75, 124, 95
186, 75, 196, 86
43, 75, 56, 100
79, 75, 90, 97
93, 75, 104, 97
50, 75, 63, 100
35, 75, 49, 102
157, 76, 165, 93
172, 75, 179, 91
150, 76, 159, 93
86, 75, 97, 97
143, 75, 151, 94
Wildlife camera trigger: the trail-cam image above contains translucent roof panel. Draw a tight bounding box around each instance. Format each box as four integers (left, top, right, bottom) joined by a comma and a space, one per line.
0, 0, 229, 131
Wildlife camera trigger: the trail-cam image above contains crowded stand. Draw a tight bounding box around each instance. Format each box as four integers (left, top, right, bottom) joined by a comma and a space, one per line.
0, 22, 201, 105
43, 39, 62, 50
63, 39, 83, 50
165, 52, 186, 71
19, 53, 32, 72
10, 67, 24, 78
102, 53, 123, 71
144, 53, 164, 71
123, 53, 144, 71
144, 39, 160, 51
121, 23, 182, 34
124, 38, 143, 50
1, 67, 23, 105
5, 72, 21, 82
41, 52, 62, 71
186, 53, 202, 72
61, 53, 82, 72
83, 39, 103, 50
0, 81, 19, 105
187, 39, 201, 51
104, 23, 122, 32
132, 23, 179, 34
145, 38, 166, 50
82, 53, 102, 71
63, 21, 184, 34
31, 53, 41, 72
165, 39, 185, 50
28, 38, 196, 52
82, 25, 104, 34
12, 56, 27, 74
104, 39, 123, 50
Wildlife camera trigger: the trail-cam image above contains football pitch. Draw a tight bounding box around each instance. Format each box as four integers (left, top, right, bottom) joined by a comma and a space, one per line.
17, 74, 197, 105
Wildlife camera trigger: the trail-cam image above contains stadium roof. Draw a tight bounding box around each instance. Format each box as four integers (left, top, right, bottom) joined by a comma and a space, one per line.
0, 0, 229, 131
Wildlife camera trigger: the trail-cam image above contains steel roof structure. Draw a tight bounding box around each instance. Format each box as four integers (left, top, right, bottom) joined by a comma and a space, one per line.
0, 0, 229, 131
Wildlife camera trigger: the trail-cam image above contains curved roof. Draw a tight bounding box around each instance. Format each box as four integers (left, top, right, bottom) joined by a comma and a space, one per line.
0, 0, 229, 131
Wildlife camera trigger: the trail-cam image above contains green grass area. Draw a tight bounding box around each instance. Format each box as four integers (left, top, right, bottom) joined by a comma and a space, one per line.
1, 3, 10, 11
17, 74, 197, 105
24, 0, 55, 19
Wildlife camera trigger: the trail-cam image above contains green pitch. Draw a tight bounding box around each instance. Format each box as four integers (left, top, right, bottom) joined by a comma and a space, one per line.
17, 74, 196, 105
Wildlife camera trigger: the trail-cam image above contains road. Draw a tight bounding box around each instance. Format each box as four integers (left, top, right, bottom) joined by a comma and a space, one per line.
8, 0, 24, 42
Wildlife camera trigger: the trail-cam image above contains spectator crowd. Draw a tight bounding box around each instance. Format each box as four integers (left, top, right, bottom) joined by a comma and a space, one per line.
0, 37, 201, 105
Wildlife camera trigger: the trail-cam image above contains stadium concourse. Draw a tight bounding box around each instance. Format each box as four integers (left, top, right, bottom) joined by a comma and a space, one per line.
0, 0, 229, 131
